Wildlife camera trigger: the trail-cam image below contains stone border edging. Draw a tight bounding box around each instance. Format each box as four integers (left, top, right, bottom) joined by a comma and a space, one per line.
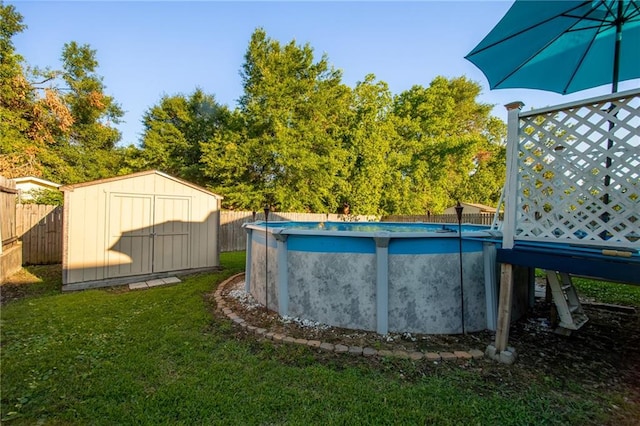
214, 273, 484, 362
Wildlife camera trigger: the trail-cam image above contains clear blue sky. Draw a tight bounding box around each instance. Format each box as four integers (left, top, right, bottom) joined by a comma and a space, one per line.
10, 1, 639, 146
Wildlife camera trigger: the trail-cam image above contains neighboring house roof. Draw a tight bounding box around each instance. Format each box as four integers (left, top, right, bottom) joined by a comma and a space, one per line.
59, 170, 224, 199
13, 176, 62, 190
460, 202, 498, 213
444, 202, 499, 214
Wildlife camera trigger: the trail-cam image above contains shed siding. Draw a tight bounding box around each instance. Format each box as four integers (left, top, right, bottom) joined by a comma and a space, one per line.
191, 195, 219, 268
153, 195, 190, 272
63, 172, 220, 285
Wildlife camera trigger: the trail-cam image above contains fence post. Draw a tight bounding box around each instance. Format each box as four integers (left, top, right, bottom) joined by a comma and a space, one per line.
0, 176, 21, 280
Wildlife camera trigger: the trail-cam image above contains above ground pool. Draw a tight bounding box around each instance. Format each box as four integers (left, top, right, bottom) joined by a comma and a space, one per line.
243, 221, 528, 335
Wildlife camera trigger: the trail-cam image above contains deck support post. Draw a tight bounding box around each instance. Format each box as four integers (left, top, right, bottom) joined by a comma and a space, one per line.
495, 263, 514, 352
485, 101, 523, 364
485, 263, 517, 364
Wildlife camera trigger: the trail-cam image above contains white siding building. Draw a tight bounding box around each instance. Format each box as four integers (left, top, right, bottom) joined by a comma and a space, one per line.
13, 176, 61, 202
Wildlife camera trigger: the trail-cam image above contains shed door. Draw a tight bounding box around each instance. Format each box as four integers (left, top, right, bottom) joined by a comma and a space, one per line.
107, 194, 191, 278
107, 194, 154, 278
152, 196, 191, 272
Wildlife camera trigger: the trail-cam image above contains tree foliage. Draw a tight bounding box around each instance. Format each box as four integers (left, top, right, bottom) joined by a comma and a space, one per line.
19, 188, 64, 205
132, 89, 231, 185
342, 74, 396, 215
390, 77, 506, 213
241, 29, 352, 212
54, 41, 124, 183
0, 4, 124, 184
0, 3, 73, 179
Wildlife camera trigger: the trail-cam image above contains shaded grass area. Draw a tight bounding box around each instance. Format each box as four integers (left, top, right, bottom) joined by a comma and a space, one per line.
1, 264, 63, 304
534, 269, 640, 307
0, 253, 636, 424
572, 277, 640, 307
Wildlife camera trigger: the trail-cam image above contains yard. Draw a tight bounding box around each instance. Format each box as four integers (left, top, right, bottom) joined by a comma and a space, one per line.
1, 252, 639, 425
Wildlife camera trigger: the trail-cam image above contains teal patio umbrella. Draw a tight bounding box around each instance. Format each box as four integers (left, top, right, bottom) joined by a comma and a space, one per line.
465, 0, 640, 94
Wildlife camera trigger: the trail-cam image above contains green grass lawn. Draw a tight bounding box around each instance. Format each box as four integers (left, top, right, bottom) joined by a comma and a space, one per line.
1, 252, 637, 425
534, 269, 640, 307
572, 276, 640, 307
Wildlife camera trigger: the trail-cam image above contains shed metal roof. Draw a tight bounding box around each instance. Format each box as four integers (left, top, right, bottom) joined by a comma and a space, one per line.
59, 170, 223, 199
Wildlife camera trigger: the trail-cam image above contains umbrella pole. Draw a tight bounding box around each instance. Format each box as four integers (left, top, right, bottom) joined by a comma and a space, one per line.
603, 0, 623, 219
611, 0, 623, 94
601, 104, 616, 226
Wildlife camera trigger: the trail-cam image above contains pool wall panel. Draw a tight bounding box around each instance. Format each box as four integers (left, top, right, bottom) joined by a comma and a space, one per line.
249, 234, 280, 311
287, 251, 377, 330
388, 252, 486, 334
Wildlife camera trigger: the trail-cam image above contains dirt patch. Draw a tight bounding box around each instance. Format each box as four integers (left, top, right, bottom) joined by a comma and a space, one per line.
1, 265, 62, 305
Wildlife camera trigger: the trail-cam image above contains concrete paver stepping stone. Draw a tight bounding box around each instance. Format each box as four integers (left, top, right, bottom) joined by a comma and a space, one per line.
146, 279, 167, 287
129, 282, 148, 290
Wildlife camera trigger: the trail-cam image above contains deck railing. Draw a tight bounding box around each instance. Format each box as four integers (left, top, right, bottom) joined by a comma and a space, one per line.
501, 88, 640, 250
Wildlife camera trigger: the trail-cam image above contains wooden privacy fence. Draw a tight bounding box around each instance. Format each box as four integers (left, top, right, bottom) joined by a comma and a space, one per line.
382, 213, 501, 226
13, 207, 502, 263
1, 176, 22, 282
16, 204, 63, 265
1, 176, 18, 250
219, 211, 372, 252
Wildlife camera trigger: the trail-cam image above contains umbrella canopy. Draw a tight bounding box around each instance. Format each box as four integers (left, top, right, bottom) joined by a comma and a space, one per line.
466, 0, 640, 94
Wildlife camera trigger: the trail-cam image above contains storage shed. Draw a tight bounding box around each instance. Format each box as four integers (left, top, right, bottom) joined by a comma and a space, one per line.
60, 171, 223, 291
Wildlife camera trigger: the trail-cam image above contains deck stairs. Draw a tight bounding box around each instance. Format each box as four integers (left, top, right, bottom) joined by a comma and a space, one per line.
545, 270, 589, 334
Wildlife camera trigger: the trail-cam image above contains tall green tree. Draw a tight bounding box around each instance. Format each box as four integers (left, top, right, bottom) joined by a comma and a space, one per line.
391, 76, 506, 213
0, 3, 72, 179
0, 2, 33, 177
342, 74, 397, 215
456, 115, 507, 206
199, 109, 253, 208
220, 28, 352, 212
54, 41, 124, 182
136, 89, 230, 185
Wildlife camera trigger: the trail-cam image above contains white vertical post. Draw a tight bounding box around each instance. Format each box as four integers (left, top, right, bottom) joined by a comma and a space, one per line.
502, 102, 524, 250
374, 233, 390, 335
274, 233, 289, 316
483, 242, 498, 331
244, 227, 252, 293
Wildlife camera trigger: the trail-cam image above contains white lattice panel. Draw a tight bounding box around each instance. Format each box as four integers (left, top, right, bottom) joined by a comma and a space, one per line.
513, 90, 639, 249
